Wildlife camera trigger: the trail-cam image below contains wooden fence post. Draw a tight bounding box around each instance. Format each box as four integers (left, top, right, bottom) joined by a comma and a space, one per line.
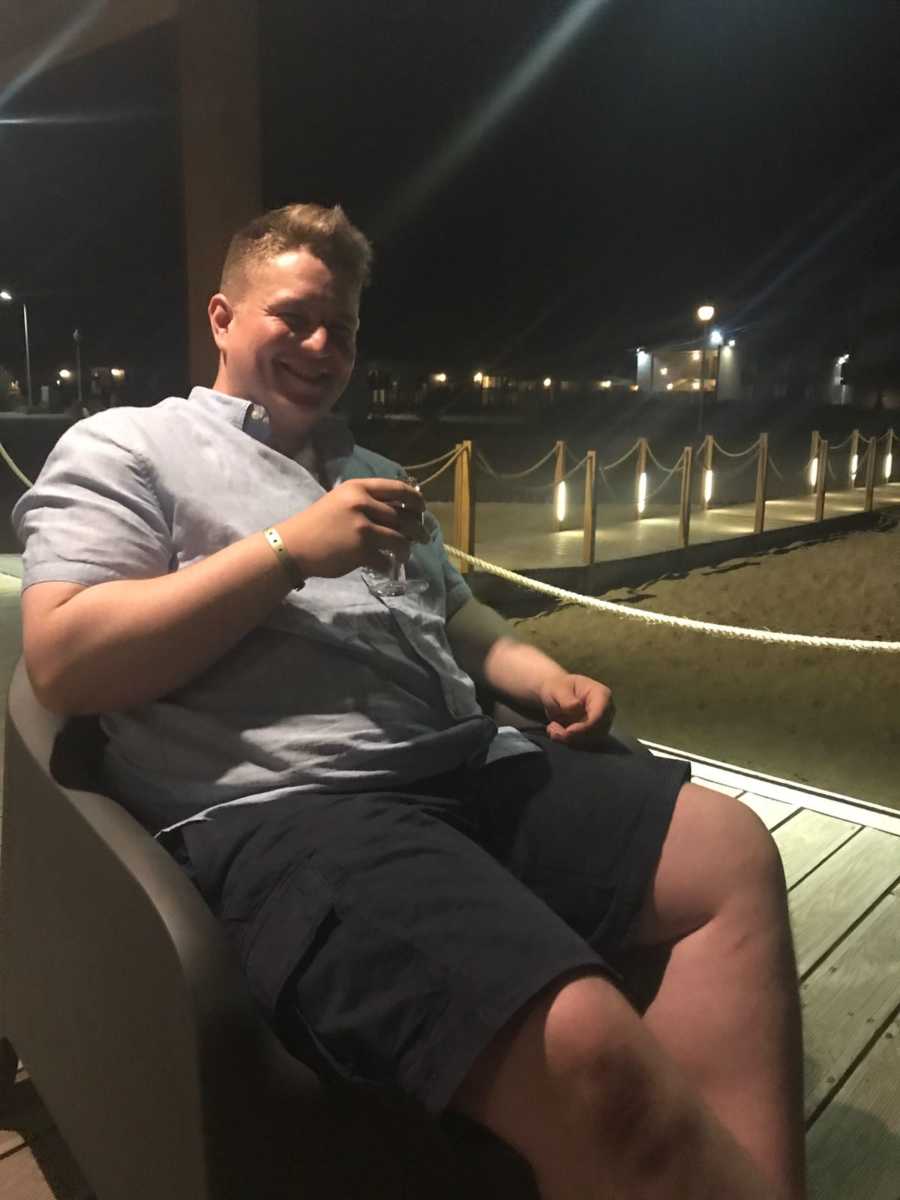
702, 433, 714, 508
635, 437, 648, 518
863, 435, 877, 512
808, 429, 820, 490
453, 440, 475, 570
814, 438, 828, 523
849, 428, 860, 487
582, 450, 597, 565
753, 432, 769, 534
553, 440, 567, 529
679, 446, 692, 547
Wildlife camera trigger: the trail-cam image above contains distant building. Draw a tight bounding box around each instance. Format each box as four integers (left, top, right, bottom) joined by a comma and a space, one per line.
635, 342, 742, 401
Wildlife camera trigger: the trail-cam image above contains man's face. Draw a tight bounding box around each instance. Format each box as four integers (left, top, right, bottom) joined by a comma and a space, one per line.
209, 247, 360, 452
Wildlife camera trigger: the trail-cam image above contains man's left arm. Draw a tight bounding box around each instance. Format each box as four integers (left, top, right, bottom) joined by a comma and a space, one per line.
445, 596, 615, 748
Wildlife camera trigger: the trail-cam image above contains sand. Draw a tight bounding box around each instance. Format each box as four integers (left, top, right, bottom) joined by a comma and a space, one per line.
513, 514, 900, 810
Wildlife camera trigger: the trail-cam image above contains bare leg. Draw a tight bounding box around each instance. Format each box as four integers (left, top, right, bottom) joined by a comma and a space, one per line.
623, 783, 806, 1199
451, 972, 788, 1199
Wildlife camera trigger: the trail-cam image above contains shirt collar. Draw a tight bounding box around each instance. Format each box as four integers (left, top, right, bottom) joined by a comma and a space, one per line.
187, 386, 355, 466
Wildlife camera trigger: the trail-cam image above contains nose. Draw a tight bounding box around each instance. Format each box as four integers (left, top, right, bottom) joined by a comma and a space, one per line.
302, 324, 329, 353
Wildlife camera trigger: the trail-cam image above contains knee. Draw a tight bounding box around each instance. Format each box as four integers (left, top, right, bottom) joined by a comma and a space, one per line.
542, 977, 666, 1138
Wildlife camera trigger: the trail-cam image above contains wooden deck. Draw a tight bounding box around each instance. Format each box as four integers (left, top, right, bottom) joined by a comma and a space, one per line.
1, 744, 897, 1198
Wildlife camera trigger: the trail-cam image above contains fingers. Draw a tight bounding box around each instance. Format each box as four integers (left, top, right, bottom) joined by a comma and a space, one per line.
358, 478, 426, 512
357, 485, 430, 544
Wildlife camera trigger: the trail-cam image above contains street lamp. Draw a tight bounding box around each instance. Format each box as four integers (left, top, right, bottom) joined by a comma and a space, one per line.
0, 289, 33, 409
695, 303, 715, 432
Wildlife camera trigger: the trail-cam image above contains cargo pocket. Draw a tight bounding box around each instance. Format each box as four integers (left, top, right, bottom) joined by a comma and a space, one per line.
235, 860, 339, 1022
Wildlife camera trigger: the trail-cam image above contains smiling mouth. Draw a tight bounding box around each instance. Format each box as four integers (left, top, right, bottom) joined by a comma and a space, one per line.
278, 361, 328, 388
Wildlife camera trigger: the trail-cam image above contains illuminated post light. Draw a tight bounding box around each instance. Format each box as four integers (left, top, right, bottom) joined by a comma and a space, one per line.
110, 367, 126, 379
555, 480, 567, 523
666, 382, 674, 391
692, 380, 701, 391
728, 339, 736, 347
704, 469, 713, 504
630, 384, 639, 391
637, 471, 647, 514
709, 328, 724, 347
473, 371, 483, 383
601, 379, 611, 389
660, 367, 668, 376
433, 372, 447, 384
543, 377, 553, 389
850, 453, 859, 479
808, 458, 818, 488
58, 368, 72, 380
691, 350, 701, 362
885, 452, 893, 480
696, 304, 715, 322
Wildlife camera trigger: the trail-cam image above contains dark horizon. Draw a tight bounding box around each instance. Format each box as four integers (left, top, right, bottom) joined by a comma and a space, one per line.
2, 0, 900, 391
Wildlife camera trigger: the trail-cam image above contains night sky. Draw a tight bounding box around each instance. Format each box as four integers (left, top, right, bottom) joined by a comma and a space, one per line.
2, 0, 900, 391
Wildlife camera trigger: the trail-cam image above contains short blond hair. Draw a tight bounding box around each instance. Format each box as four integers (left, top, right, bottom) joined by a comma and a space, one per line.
220, 203, 373, 296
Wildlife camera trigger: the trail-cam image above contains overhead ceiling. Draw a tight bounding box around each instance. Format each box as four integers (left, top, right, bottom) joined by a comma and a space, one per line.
0, 0, 177, 95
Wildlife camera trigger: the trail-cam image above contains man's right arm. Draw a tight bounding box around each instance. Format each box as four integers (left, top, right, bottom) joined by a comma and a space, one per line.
24, 477, 426, 716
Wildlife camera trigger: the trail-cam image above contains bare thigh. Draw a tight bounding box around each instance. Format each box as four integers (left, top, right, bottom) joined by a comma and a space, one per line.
625, 782, 785, 949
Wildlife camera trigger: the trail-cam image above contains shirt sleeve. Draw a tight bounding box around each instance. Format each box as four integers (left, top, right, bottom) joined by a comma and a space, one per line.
11, 415, 173, 591
427, 511, 473, 620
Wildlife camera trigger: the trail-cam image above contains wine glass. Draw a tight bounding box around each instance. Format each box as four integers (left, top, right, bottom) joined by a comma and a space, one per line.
361, 472, 429, 596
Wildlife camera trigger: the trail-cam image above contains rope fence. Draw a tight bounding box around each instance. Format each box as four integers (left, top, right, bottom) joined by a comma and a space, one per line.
473, 444, 558, 480
0, 421, 895, 580
444, 546, 900, 654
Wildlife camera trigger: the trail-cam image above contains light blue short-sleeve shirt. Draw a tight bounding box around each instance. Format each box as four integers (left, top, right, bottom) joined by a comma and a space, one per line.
11, 388, 534, 834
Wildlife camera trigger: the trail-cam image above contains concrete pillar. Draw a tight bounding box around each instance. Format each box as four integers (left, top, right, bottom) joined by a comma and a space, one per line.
178, 0, 262, 386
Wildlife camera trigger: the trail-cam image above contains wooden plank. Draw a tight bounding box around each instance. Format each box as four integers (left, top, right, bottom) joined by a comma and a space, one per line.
788, 827, 900, 977
737, 791, 797, 831
691, 777, 796, 830
806, 1018, 900, 1200
691, 776, 744, 798
773, 810, 860, 889
801, 890, 900, 1119
0, 1129, 92, 1200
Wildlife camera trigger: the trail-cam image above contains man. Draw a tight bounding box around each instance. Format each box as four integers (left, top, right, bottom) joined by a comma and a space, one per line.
13, 204, 805, 1199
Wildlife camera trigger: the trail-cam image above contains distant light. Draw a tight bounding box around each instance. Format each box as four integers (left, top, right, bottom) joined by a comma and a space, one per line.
666, 382, 674, 391
691, 350, 701, 361
555, 480, 567, 523
58, 368, 72, 380
0, 290, 12, 302
110, 368, 125, 379
728, 339, 736, 348
543, 377, 552, 388
660, 367, 668, 376
692, 380, 701, 391
696, 304, 715, 322
473, 371, 483, 383
630, 384, 639, 392
837, 353, 850, 365
601, 379, 611, 389
808, 459, 818, 488
885, 452, 893, 481
637, 471, 647, 515
709, 328, 724, 347
704, 469, 713, 504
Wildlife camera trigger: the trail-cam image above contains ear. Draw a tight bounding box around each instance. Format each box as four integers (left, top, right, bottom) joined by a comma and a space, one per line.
208, 293, 234, 353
